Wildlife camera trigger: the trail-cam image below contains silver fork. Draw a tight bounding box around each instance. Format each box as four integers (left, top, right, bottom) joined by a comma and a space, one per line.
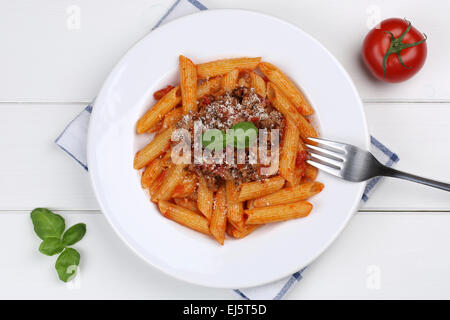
305, 137, 450, 192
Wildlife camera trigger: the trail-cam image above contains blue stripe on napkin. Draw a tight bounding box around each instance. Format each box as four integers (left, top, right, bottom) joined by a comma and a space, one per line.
55, 0, 399, 300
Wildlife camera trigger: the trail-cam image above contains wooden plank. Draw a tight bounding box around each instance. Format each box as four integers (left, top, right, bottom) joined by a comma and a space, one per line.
0, 103, 99, 210
206, 0, 450, 102
0, 102, 449, 211
0, 211, 236, 299
362, 103, 450, 211
1, 211, 449, 299
1, 0, 449, 102
0, 0, 173, 102
289, 212, 450, 299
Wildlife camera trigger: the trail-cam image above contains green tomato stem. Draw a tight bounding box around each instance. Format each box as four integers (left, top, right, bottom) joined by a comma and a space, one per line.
381, 20, 427, 79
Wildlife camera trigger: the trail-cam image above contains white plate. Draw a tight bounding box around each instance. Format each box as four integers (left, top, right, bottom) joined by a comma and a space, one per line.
88, 9, 369, 288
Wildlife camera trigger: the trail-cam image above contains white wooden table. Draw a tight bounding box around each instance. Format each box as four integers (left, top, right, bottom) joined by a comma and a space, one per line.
1, 0, 450, 299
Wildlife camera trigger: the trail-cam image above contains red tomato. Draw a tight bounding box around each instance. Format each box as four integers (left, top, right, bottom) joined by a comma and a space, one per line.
362, 18, 427, 83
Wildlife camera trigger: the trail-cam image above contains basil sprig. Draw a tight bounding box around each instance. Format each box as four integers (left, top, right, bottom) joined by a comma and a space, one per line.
202, 121, 258, 150
31, 208, 86, 282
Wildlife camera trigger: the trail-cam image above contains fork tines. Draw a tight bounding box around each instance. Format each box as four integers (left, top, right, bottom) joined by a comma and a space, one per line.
305, 137, 346, 177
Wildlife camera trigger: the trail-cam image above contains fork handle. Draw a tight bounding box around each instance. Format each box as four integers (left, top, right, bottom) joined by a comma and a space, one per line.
382, 167, 450, 192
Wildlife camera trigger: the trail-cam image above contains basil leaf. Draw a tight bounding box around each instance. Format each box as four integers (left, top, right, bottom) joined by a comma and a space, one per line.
30, 208, 65, 240
62, 223, 86, 246
55, 248, 80, 282
39, 237, 64, 256
201, 122, 259, 150
201, 129, 226, 150
230, 122, 258, 149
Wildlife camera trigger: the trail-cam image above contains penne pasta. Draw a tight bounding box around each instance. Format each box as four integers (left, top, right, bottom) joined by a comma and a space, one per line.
245, 201, 313, 224
250, 71, 266, 97
141, 153, 171, 189
134, 127, 173, 169
225, 180, 240, 204
197, 76, 223, 97
153, 85, 175, 100
162, 107, 183, 130
197, 176, 214, 220
179, 55, 198, 114
267, 82, 317, 140
290, 166, 304, 187
237, 70, 251, 87
238, 176, 285, 202
172, 173, 197, 198
134, 56, 323, 244
158, 200, 210, 235
197, 57, 261, 78
226, 223, 235, 238
210, 185, 227, 245
259, 62, 314, 115
222, 69, 239, 91
146, 120, 163, 134
174, 198, 200, 214
151, 164, 186, 201
279, 119, 300, 186
228, 224, 260, 239
148, 169, 167, 197
188, 191, 198, 202
136, 86, 181, 134
141, 160, 162, 190
157, 199, 170, 214
287, 140, 308, 187
227, 202, 245, 231
303, 164, 318, 182
252, 182, 324, 207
